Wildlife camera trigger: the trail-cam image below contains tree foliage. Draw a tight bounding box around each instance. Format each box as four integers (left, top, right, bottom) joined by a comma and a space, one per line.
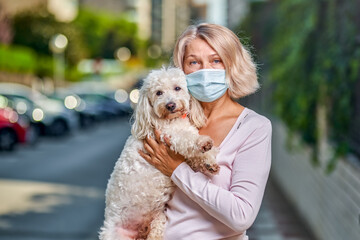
73, 8, 141, 59
12, 5, 87, 66
240, 0, 360, 169
8, 5, 148, 80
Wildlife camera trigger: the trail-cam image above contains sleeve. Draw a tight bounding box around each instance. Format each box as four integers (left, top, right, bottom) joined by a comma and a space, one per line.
170, 120, 272, 232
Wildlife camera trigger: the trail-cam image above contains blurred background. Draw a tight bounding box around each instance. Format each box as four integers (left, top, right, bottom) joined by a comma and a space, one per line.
0, 0, 359, 239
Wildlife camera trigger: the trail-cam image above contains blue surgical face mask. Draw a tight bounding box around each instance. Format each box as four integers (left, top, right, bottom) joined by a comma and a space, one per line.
186, 69, 228, 102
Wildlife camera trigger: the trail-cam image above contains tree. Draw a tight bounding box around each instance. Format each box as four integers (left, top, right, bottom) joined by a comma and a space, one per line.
12, 5, 88, 66
239, 0, 360, 170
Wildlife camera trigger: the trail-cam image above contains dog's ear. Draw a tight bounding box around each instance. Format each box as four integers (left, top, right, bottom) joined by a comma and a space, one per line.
131, 87, 154, 139
188, 95, 206, 129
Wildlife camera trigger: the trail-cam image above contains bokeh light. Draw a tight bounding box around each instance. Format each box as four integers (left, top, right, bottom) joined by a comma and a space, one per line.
4, 107, 19, 123
64, 95, 78, 109
0, 95, 8, 108
115, 47, 131, 62
50, 34, 68, 53
16, 101, 27, 114
114, 89, 128, 103
129, 89, 140, 104
147, 45, 162, 59
32, 108, 44, 122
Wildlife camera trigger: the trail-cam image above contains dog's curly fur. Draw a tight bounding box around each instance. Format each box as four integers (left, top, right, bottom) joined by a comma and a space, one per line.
99, 67, 219, 240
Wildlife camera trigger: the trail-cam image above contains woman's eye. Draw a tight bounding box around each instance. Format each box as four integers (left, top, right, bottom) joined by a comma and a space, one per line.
189, 61, 197, 65
214, 59, 221, 64
156, 91, 163, 96
175, 86, 181, 91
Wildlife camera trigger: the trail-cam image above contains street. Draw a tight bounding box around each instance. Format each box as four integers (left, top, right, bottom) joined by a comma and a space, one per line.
0, 116, 316, 240
0, 117, 131, 240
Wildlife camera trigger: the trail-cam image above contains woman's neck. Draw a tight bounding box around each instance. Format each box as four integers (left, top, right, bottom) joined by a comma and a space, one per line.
200, 92, 237, 119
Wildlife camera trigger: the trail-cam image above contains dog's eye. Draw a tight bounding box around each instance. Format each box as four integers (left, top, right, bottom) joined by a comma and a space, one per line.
175, 86, 181, 91
156, 91, 163, 96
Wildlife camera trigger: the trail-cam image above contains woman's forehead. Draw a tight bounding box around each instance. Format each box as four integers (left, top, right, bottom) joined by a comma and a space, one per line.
185, 38, 218, 56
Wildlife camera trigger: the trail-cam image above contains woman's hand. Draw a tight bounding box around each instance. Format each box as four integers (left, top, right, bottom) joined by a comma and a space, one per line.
139, 129, 185, 177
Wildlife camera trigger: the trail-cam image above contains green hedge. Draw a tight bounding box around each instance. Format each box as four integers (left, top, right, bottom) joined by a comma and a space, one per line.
0, 44, 85, 82
0, 45, 37, 73
0, 44, 55, 76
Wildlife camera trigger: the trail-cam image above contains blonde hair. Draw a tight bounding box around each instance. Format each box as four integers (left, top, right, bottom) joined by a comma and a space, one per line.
173, 23, 259, 99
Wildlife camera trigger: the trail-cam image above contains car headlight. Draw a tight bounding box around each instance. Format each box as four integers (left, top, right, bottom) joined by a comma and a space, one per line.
32, 108, 44, 121
64, 95, 79, 109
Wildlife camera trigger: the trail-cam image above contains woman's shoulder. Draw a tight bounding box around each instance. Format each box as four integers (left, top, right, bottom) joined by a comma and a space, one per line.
242, 108, 272, 132
218, 107, 270, 150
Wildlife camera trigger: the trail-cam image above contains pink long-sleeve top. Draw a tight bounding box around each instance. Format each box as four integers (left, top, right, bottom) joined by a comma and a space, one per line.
164, 108, 272, 240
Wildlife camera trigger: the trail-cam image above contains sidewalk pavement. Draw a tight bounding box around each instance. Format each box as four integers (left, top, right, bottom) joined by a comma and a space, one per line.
247, 176, 316, 240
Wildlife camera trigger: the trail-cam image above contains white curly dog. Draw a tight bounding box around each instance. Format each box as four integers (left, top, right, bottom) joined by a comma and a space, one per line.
99, 67, 219, 240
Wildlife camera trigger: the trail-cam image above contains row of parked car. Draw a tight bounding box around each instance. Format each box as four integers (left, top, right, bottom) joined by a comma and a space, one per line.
0, 82, 133, 151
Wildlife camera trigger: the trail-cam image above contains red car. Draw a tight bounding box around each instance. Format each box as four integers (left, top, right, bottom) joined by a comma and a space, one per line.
0, 107, 27, 151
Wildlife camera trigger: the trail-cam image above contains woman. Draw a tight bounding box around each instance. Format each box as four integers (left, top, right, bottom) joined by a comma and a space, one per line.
140, 23, 272, 240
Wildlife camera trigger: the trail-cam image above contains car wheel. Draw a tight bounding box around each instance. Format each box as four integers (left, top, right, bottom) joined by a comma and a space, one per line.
50, 119, 68, 136
0, 128, 17, 151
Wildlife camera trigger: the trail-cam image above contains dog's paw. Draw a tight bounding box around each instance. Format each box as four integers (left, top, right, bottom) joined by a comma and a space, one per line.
205, 163, 220, 175
197, 136, 213, 153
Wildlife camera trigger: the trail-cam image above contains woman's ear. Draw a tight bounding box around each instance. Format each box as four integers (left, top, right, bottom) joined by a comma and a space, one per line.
131, 87, 154, 139
188, 95, 206, 129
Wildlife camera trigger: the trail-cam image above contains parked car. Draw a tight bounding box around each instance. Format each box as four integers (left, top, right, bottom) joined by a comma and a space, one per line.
108, 89, 133, 116
0, 104, 27, 151
75, 92, 132, 119
69, 81, 133, 119
48, 89, 97, 128
1, 94, 41, 144
0, 83, 78, 136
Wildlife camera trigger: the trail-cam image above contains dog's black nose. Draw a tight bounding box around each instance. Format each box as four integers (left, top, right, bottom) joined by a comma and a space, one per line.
166, 102, 176, 112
